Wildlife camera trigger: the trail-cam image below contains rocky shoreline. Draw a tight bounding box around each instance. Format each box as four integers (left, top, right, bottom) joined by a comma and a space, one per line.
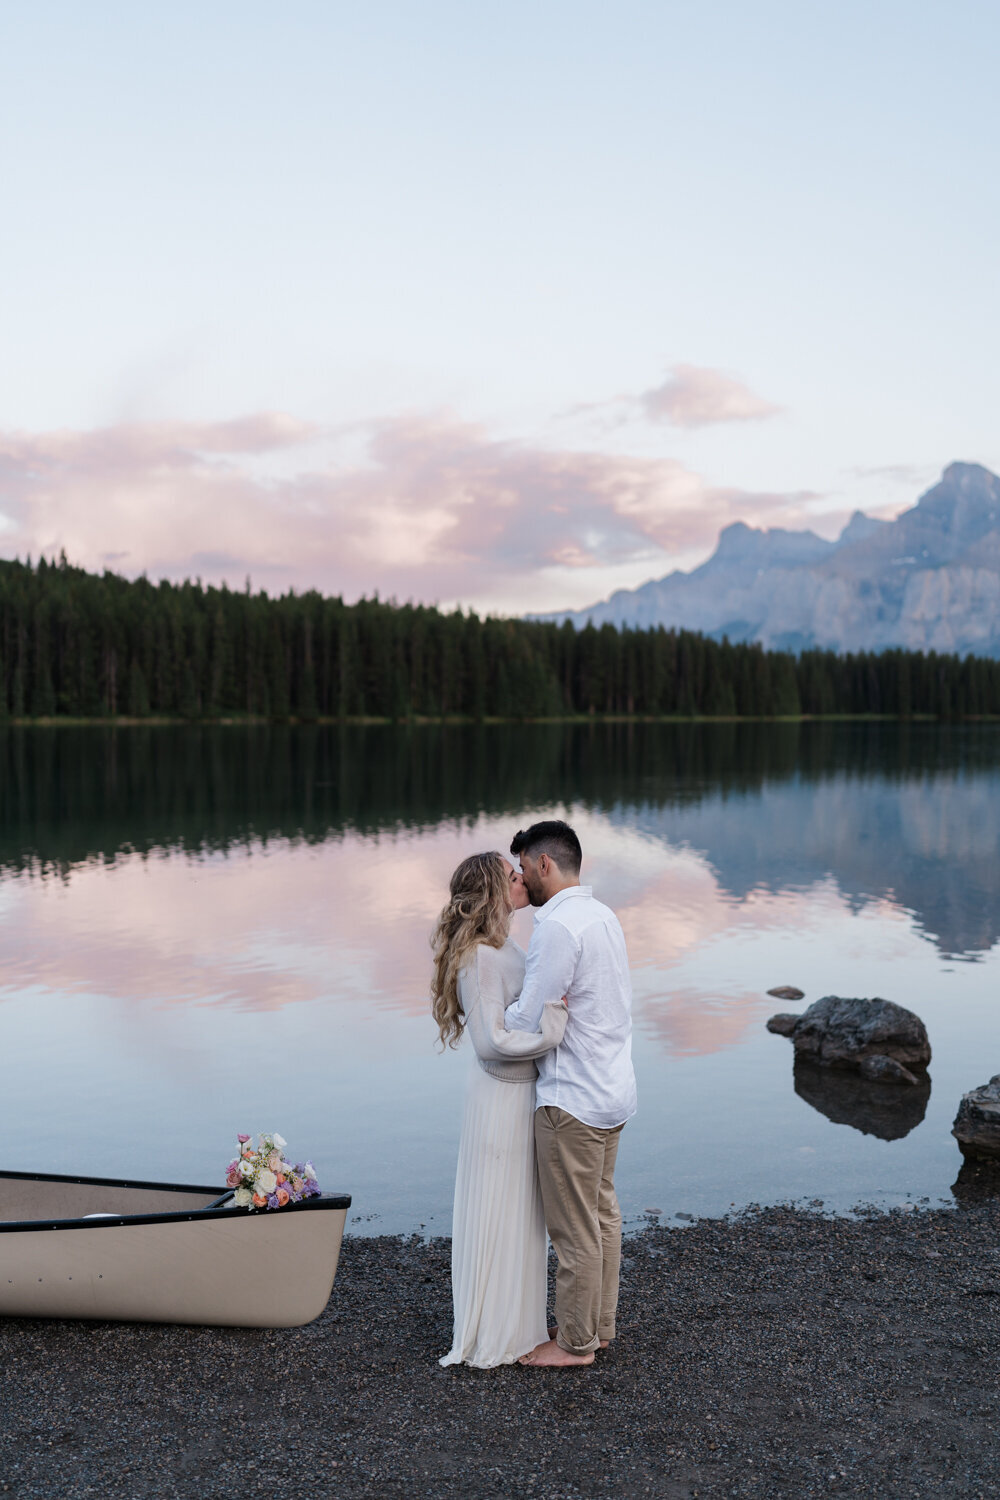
2, 1200, 1000, 1499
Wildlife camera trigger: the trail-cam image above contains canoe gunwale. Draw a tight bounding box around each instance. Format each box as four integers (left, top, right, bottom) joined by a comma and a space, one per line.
1, 1168, 227, 1194
0, 1170, 351, 1234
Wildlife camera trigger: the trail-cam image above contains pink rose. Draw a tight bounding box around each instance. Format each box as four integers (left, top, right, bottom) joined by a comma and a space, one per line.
276, 1187, 290, 1207
237, 1133, 251, 1144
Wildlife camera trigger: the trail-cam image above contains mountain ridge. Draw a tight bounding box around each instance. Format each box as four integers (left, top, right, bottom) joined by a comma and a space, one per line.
538, 463, 1000, 656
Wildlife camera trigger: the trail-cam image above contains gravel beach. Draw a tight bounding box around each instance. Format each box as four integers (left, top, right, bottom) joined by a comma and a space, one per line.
2, 1198, 1000, 1500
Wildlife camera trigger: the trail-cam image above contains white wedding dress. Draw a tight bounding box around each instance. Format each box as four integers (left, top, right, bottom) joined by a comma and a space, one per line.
439, 937, 568, 1369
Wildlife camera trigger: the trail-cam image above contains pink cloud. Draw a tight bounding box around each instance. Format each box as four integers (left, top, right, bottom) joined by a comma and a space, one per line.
1, 412, 316, 476
639, 364, 782, 428
0, 408, 808, 608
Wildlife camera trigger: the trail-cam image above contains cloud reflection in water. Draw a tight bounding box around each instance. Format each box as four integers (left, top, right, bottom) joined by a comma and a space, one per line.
4, 721, 1000, 1226
0, 812, 957, 1063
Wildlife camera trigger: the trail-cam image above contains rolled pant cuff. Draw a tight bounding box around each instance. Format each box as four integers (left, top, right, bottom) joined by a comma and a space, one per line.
598, 1327, 615, 1342
555, 1332, 601, 1355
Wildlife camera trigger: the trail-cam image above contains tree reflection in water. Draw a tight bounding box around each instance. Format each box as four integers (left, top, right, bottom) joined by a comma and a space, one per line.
3, 719, 1000, 960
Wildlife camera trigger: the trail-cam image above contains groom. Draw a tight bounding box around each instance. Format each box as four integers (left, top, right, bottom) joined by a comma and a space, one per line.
504, 819, 636, 1368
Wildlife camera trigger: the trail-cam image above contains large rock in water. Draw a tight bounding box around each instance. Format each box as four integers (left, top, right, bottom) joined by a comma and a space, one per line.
766, 995, 931, 1078
952, 1076, 1000, 1160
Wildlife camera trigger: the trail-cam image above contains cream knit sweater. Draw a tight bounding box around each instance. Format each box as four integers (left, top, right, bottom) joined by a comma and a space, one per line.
458, 937, 568, 1082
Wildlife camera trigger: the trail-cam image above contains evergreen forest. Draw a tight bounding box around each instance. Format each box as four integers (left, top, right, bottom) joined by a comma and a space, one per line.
2, 554, 1000, 722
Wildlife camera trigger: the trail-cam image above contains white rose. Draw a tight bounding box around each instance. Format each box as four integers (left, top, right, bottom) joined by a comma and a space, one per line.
303, 1162, 317, 1181
257, 1169, 277, 1195
233, 1187, 252, 1207
273, 1134, 287, 1149
239, 1159, 254, 1180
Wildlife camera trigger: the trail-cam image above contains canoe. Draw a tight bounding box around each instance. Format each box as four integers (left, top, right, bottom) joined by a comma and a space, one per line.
0, 1169, 352, 1328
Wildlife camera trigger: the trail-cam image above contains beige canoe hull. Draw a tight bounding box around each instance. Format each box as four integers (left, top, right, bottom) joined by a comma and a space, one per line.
0, 1174, 350, 1328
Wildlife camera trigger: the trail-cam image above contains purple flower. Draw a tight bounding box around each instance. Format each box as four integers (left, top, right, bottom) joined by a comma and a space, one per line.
237, 1133, 251, 1144
267, 1193, 280, 1210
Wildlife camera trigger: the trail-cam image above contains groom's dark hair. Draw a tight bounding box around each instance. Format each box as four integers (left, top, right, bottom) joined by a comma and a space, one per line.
510, 820, 582, 875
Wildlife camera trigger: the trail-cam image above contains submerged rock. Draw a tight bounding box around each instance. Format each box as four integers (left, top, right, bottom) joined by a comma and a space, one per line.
767, 985, 805, 1001
952, 1076, 1000, 1161
767, 995, 931, 1074
794, 1056, 930, 1140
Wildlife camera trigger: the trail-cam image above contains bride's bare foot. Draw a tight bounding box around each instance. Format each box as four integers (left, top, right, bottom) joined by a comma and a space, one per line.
548, 1325, 609, 1350
520, 1338, 594, 1368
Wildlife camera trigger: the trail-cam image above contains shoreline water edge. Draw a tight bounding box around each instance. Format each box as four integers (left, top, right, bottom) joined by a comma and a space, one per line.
2, 1199, 1000, 1499
0, 711, 990, 727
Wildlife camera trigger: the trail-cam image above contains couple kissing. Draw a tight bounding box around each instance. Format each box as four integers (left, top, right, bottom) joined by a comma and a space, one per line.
432, 819, 636, 1369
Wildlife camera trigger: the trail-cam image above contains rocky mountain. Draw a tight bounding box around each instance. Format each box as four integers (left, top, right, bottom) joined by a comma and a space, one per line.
542, 462, 1000, 656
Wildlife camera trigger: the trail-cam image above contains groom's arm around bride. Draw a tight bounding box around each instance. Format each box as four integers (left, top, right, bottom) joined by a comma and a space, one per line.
504, 819, 637, 1368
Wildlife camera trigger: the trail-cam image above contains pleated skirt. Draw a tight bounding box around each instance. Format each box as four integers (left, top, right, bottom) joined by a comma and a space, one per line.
439, 1064, 549, 1368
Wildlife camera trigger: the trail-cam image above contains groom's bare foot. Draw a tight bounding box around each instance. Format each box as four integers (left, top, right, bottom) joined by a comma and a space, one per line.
520, 1338, 594, 1367
548, 1325, 609, 1349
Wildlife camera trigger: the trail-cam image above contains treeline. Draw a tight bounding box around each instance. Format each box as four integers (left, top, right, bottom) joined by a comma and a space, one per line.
2, 554, 1000, 720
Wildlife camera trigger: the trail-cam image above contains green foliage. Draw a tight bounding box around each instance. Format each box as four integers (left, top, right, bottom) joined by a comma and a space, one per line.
2, 554, 1000, 720
127, 660, 150, 718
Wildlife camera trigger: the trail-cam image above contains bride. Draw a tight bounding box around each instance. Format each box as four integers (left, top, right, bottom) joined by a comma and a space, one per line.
432, 850, 567, 1368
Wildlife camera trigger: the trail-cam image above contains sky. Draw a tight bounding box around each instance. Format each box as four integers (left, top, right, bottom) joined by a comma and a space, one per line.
1, 0, 999, 616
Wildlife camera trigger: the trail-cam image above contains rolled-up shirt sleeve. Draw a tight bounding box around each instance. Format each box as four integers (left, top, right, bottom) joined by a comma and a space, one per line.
504, 920, 579, 1032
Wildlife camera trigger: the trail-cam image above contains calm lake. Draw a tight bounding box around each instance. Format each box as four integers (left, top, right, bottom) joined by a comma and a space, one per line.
2, 721, 1000, 1234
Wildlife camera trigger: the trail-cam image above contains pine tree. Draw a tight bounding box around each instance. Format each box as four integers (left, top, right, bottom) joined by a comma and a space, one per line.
179, 663, 200, 719
127, 660, 151, 717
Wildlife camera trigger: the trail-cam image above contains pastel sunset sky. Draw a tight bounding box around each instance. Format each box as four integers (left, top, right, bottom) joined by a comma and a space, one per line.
2, 1, 998, 615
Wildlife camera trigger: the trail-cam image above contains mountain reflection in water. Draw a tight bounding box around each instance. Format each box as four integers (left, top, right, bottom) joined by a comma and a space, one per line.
2, 720, 999, 1226
3, 719, 999, 959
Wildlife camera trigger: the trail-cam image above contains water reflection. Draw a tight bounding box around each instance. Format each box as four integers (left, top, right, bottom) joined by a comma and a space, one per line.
952, 1158, 1000, 1206
2, 721, 1000, 1228
627, 774, 1000, 959
792, 1057, 931, 1141
0, 815, 975, 1053
4, 721, 1000, 959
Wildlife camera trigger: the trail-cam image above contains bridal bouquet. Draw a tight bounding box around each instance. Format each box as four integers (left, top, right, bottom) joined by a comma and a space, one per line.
225, 1131, 321, 1210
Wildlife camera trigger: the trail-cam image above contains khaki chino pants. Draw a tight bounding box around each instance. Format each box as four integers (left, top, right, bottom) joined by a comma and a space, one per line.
534, 1105, 625, 1355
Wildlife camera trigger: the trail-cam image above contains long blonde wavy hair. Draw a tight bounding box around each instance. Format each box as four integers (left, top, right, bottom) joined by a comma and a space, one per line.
431, 850, 513, 1049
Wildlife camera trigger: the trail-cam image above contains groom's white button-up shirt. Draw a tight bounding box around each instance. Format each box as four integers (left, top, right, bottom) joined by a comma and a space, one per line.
504, 885, 636, 1130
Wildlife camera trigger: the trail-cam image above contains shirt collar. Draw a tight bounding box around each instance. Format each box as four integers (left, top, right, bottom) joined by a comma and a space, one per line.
534, 885, 593, 922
